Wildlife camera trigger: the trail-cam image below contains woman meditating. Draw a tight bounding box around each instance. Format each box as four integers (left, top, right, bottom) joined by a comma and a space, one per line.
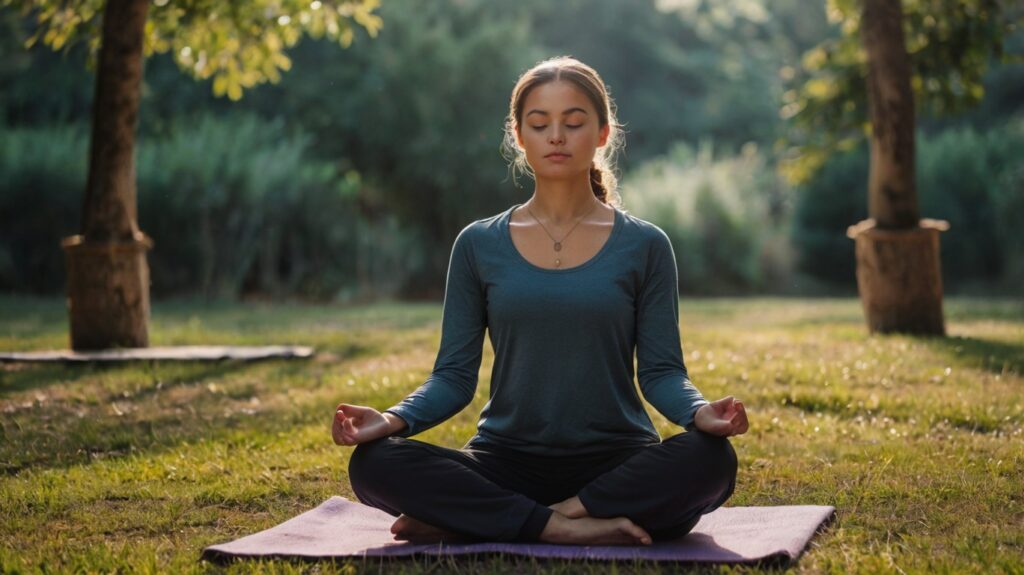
332, 56, 749, 546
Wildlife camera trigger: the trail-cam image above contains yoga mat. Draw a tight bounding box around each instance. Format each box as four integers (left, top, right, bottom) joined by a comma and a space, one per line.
203, 497, 835, 566
0, 345, 314, 363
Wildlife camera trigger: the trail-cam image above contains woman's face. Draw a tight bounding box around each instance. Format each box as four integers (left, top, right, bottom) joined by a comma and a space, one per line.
516, 80, 609, 180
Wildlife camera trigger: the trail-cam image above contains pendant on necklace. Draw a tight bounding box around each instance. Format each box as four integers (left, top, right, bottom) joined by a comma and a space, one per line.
553, 242, 562, 252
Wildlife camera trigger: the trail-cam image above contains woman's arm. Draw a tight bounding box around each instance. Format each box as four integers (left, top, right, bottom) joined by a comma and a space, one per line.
331, 225, 487, 445
634, 228, 709, 431
635, 229, 749, 437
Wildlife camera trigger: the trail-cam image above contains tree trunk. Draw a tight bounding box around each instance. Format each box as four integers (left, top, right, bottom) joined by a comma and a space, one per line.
851, 0, 946, 335
63, 0, 152, 350
861, 0, 918, 229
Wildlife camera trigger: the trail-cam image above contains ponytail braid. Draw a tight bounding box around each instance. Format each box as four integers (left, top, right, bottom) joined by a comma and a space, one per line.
590, 162, 608, 203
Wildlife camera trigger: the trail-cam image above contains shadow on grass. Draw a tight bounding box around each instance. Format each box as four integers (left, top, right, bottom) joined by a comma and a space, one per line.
0, 358, 253, 398
0, 332, 394, 476
0, 360, 305, 476
0, 363, 100, 397
923, 335, 1024, 376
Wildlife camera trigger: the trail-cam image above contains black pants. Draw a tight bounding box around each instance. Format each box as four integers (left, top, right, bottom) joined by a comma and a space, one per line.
348, 431, 737, 543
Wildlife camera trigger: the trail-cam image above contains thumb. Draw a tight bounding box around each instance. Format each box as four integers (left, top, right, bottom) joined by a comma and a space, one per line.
712, 396, 735, 411
339, 404, 372, 418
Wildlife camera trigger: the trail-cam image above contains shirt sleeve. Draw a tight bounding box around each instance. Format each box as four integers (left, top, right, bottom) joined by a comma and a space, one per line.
383, 225, 486, 437
635, 228, 708, 431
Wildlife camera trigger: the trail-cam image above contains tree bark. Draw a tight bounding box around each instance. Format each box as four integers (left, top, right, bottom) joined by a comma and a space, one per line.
63, 0, 152, 350
861, 0, 918, 229
851, 0, 946, 336
849, 219, 948, 335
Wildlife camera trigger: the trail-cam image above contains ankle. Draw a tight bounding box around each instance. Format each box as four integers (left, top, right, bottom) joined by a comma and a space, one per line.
539, 511, 573, 544
549, 495, 588, 519
565, 496, 588, 518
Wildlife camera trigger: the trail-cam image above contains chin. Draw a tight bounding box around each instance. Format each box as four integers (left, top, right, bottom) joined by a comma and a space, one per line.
531, 164, 588, 180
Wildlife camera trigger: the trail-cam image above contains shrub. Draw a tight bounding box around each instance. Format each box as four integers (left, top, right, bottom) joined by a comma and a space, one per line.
919, 121, 1024, 287
791, 120, 1024, 290
622, 142, 795, 294
790, 145, 867, 285
0, 124, 87, 292
0, 115, 423, 300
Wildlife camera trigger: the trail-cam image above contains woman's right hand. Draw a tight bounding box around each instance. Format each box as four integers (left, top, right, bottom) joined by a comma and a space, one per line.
332, 403, 398, 446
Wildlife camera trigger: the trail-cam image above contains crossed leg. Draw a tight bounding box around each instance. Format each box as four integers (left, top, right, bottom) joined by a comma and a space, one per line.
571, 431, 738, 540
347, 431, 736, 544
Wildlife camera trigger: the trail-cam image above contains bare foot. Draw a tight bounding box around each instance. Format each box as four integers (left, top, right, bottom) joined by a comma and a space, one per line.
540, 512, 652, 546
390, 514, 473, 543
549, 495, 589, 519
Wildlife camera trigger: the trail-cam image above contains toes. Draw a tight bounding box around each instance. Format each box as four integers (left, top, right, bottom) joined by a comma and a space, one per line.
620, 519, 652, 545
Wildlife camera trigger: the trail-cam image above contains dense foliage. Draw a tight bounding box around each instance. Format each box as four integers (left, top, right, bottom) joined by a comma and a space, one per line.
0, 116, 422, 300
0, 0, 1021, 297
1, 0, 383, 100
782, 0, 1020, 183
623, 142, 798, 295
792, 120, 1024, 289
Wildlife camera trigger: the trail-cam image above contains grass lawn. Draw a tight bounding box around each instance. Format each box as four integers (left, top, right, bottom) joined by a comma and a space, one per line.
1, 295, 1021, 574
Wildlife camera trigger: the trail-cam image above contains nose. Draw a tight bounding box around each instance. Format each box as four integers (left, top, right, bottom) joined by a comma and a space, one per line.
548, 127, 564, 145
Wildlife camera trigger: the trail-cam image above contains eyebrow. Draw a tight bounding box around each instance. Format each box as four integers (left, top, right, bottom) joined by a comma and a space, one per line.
526, 107, 589, 118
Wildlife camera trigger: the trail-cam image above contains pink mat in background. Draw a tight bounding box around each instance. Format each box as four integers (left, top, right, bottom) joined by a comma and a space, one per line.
203, 496, 835, 566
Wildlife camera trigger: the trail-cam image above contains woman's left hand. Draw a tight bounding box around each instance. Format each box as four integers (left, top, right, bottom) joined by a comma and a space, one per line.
693, 396, 748, 437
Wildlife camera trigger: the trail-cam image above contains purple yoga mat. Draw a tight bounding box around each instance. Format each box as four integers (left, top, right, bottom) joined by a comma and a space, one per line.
203, 497, 834, 565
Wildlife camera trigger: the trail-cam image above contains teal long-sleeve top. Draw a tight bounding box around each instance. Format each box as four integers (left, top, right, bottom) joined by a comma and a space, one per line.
384, 203, 708, 456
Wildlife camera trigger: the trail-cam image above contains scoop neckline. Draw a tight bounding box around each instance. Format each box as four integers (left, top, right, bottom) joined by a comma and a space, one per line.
502, 202, 622, 274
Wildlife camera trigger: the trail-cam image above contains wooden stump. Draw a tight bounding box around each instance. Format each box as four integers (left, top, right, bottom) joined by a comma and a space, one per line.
847, 218, 948, 335
62, 234, 153, 350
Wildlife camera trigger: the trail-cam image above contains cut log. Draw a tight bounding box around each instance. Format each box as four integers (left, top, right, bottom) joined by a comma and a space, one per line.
62, 234, 153, 350
848, 218, 949, 335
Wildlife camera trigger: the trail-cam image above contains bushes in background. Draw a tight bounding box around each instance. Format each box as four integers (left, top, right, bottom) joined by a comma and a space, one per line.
0, 114, 423, 300
0, 125, 86, 292
917, 122, 1024, 288
792, 119, 1024, 291
790, 146, 867, 285
625, 119, 1023, 295
623, 142, 796, 294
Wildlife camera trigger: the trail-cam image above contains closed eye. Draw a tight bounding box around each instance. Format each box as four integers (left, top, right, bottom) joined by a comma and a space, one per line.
531, 125, 583, 131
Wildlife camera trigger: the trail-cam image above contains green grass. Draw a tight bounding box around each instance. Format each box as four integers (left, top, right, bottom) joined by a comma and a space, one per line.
1, 295, 1021, 574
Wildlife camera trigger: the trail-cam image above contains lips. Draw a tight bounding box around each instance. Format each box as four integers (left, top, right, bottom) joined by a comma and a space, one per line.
545, 152, 571, 160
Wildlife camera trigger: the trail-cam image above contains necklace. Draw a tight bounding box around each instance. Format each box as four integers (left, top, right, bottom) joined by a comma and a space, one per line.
525, 201, 600, 268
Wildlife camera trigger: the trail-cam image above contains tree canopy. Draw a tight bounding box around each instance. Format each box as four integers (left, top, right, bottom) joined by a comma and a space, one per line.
3, 0, 383, 100
783, 0, 1020, 182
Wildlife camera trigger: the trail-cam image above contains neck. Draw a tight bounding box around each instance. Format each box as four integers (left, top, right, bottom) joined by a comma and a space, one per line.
528, 175, 603, 225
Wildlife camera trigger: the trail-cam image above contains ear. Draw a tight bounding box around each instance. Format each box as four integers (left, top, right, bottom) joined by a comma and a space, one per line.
597, 123, 610, 148
515, 125, 524, 148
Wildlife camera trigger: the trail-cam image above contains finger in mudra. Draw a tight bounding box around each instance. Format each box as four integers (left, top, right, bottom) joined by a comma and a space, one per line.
694, 396, 749, 437
332, 403, 391, 445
